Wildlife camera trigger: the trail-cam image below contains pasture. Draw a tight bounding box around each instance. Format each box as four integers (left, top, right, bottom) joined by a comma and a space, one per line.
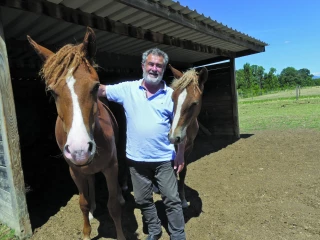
2, 87, 320, 240
238, 86, 320, 132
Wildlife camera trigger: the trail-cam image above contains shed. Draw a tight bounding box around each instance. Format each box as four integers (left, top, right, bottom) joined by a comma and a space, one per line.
0, 0, 267, 238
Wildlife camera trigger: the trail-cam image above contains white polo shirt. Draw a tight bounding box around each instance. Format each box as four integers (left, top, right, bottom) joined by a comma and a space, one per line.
106, 79, 176, 162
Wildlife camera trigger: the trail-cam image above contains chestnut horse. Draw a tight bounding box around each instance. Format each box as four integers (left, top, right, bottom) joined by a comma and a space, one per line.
27, 28, 125, 240
168, 65, 208, 208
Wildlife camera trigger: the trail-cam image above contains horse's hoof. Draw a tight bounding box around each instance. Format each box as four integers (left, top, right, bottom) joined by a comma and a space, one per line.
181, 200, 189, 209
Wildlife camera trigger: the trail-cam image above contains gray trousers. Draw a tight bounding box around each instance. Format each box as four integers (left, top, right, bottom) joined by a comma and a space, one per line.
128, 159, 186, 240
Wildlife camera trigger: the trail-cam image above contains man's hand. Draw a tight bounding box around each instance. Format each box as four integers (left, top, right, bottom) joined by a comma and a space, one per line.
98, 84, 107, 97
174, 141, 186, 174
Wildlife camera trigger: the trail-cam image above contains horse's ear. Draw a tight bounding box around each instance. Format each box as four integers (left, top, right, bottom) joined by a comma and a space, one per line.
198, 67, 208, 87
82, 27, 96, 63
169, 64, 183, 79
27, 36, 54, 61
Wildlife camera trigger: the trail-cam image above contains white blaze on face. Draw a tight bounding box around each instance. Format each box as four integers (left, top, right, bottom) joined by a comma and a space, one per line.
65, 71, 93, 162
170, 89, 187, 142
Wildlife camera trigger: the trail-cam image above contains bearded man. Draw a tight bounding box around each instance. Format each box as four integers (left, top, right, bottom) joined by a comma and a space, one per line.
98, 48, 186, 240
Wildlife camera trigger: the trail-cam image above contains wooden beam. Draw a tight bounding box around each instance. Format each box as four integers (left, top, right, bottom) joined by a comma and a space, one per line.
204, 62, 230, 71
229, 58, 240, 138
235, 49, 263, 58
0, 0, 236, 58
115, 0, 266, 52
0, 10, 32, 239
193, 56, 230, 67
192, 47, 265, 67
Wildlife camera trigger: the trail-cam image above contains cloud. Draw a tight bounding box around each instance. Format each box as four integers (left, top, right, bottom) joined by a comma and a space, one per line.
311, 72, 320, 76
284, 41, 290, 44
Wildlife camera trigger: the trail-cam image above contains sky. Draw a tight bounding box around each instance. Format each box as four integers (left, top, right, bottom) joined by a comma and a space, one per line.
178, 0, 320, 76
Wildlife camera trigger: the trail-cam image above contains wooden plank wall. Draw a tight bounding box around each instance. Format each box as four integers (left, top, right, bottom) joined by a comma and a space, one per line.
0, 115, 15, 228
0, 12, 32, 239
198, 61, 239, 138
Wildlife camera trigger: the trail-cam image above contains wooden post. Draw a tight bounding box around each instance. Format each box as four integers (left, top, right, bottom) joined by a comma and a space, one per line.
0, 10, 32, 239
230, 58, 240, 138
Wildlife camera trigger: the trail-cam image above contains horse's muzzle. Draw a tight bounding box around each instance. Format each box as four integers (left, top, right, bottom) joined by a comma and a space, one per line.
63, 141, 96, 166
168, 133, 182, 144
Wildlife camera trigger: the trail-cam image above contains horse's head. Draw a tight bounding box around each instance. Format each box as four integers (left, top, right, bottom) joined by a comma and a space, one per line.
168, 65, 208, 144
27, 27, 100, 166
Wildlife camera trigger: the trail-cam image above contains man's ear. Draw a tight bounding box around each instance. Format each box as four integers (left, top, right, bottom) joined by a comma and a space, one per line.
27, 35, 54, 61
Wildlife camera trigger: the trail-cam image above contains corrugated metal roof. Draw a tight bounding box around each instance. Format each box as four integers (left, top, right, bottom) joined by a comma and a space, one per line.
1, 0, 267, 68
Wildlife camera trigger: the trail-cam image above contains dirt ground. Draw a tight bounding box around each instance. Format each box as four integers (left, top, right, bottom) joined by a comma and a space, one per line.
28, 129, 320, 240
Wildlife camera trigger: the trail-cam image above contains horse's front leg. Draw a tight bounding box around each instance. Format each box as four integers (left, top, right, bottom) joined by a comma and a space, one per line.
70, 167, 94, 240
102, 159, 126, 240
178, 164, 188, 208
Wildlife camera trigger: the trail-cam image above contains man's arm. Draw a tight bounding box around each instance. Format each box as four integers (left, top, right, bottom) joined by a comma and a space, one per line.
174, 140, 185, 174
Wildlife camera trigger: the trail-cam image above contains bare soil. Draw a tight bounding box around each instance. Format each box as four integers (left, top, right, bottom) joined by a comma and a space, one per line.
28, 130, 320, 240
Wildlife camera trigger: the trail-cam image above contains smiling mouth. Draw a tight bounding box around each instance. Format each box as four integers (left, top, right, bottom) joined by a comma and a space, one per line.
149, 72, 159, 78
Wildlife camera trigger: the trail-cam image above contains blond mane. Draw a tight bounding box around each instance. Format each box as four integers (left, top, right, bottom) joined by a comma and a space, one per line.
40, 44, 93, 87
170, 68, 199, 91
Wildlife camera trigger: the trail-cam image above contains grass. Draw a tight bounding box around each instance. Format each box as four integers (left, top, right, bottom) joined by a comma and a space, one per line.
0, 224, 17, 240
238, 86, 320, 132
239, 86, 320, 102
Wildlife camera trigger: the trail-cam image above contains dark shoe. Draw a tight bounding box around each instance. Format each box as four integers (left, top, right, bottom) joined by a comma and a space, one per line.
145, 232, 162, 240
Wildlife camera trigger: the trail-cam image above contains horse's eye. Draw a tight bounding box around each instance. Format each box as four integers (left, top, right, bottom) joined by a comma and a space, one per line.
92, 83, 100, 93
191, 101, 198, 106
46, 88, 57, 98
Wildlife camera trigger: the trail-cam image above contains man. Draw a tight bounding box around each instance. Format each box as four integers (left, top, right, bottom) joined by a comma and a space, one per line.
98, 48, 186, 240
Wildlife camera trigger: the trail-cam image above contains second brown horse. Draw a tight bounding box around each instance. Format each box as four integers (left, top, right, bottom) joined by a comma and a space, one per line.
168, 65, 208, 208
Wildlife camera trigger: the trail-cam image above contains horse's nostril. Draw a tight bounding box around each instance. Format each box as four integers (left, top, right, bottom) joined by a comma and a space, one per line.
64, 144, 70, 153
88, 142, 93, 152
176, 137, 180, 143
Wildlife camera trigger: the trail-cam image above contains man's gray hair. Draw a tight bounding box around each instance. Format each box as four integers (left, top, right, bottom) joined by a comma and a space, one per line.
141, 48, 169, 67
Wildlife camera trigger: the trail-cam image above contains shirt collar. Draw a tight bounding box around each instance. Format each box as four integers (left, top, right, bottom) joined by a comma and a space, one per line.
138, 79, 167, 92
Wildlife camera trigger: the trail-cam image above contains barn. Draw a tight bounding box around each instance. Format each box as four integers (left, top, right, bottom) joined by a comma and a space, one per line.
0, 0, 267, 238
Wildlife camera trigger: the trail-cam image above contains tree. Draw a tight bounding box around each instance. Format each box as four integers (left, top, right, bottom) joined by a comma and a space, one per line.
264, 68, 279, 91
236, 63, 315, 98
297, 68, 314, 86
278, 67, 300, 88
243, 63, 254, 89
251, 65, 265, 94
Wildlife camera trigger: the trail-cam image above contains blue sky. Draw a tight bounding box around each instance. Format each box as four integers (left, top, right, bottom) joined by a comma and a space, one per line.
178, 0, 320, 76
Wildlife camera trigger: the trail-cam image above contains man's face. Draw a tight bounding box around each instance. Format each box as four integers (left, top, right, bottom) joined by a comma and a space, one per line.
142, 54, 165, 85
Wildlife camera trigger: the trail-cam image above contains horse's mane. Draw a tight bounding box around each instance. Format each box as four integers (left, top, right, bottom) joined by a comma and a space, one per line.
170, 68, 199, 90
40, 44, 94, 86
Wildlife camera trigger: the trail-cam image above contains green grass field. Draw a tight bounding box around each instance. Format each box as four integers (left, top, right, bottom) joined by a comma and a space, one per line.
238, 86, 320, 133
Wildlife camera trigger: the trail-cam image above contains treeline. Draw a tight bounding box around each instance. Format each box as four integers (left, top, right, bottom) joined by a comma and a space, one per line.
236, 63, 320, 98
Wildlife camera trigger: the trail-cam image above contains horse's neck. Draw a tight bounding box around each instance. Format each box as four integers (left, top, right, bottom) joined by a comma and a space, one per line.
94, 100, 118, 143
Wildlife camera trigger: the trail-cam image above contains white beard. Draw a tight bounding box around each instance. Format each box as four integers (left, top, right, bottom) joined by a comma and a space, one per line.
143, 69, 163, 85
